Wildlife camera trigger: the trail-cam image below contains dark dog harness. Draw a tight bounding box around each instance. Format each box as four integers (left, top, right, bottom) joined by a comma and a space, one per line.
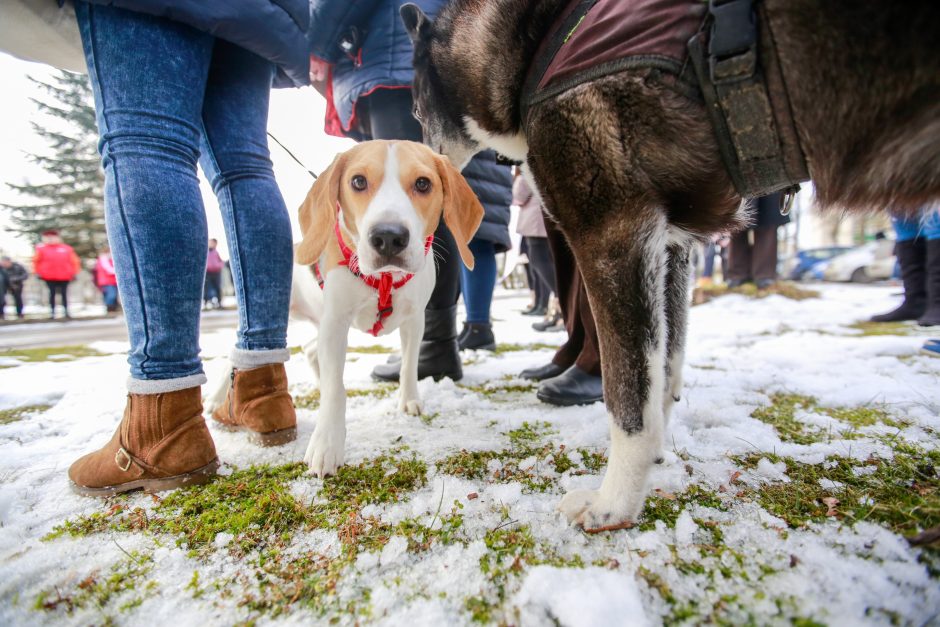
521, 0, 809, 204
313, 203, 435, 337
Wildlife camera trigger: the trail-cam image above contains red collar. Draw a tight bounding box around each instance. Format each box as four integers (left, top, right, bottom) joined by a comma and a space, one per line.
314, 204, 434, 337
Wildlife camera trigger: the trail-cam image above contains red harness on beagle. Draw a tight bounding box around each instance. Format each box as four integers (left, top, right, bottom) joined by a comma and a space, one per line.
313, 204, 435, 337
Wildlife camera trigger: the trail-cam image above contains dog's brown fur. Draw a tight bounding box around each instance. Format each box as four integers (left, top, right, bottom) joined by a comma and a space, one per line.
403, 0, 940, 530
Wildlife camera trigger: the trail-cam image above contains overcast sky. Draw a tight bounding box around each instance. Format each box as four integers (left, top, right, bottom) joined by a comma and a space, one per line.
0, 52, 354, 260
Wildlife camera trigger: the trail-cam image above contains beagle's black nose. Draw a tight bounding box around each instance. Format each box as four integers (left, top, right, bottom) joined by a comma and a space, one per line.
369, 223, 410, 257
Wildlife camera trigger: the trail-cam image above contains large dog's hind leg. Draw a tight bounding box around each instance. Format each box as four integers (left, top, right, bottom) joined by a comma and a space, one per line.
557, 213, 669, 530
661, 238, 693, 437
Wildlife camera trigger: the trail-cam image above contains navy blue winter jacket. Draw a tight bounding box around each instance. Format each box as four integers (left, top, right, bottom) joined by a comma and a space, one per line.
81, 0, 312, 87
310, 0, 442, 136
462, 152, 513, 253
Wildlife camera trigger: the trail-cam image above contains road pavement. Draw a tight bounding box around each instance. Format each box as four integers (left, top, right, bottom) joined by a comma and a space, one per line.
0, 310, 238, 350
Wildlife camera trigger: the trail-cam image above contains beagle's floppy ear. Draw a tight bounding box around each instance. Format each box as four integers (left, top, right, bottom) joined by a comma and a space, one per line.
296, 153, 346, 265
435, 154, 485, 270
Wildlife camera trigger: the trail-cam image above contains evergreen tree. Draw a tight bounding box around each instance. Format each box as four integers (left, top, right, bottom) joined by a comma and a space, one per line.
3, 70, 105, 260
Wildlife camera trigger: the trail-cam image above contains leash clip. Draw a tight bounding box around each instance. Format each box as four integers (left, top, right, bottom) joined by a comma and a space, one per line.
780, 184, 800, 216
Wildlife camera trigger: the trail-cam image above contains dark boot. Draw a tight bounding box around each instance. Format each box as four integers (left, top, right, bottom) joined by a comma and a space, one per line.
871, 239, 927, 322
918, 239, 940, 326
537, 365, 604, 406
458, 322, 496, 351
520, 362, 565, 381
372, 305, 463, 382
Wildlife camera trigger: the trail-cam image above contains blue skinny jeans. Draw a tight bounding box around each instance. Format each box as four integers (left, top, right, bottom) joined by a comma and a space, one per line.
460, 238, 498, 324
76, 3, 293, 391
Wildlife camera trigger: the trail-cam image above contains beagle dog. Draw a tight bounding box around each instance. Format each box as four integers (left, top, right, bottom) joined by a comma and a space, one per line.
289, 140, 482, 476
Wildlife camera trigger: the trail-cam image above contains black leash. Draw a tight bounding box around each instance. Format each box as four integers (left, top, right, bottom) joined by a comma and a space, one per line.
267, 131, 318, 180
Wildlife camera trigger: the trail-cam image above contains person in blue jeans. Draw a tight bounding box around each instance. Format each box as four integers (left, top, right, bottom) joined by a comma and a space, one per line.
457, 157, 512, 352
871, 205, 940, 326
67, 1, 310, 496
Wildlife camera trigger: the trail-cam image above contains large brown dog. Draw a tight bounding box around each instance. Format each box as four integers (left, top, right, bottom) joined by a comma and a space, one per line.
400, 0, 940, 530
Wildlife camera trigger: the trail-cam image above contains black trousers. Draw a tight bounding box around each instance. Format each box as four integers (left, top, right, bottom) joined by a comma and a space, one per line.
524, 236, 555, 309
46, 280, 70, 313
727, 227, 778, 282
359, 88, 461, 311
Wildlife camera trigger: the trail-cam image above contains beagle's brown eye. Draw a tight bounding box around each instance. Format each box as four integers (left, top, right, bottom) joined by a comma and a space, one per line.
414, 176, 431, 193
351, 175, 367, 191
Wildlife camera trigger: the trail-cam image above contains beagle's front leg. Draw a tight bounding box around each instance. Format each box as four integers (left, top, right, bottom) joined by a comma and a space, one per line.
304, 311, 349, 477
398, 309, 425, 416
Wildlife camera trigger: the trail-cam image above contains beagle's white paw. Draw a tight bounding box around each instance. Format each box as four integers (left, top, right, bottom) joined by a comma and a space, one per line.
558, 488, 643, 533
304, 422, 346, 478
399, 395, 423, 416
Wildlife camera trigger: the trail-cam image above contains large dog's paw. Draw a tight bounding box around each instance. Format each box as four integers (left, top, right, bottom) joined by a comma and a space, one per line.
304, 424, 345, 478
398, 394, 423, 416
558, 489, 642, 533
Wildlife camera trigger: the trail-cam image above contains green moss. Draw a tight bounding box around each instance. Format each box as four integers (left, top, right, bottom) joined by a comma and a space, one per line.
491, 342, 559, 355
0, 345, 109, 363
751, 393, 903, 444
458, 380, 538, 401
293, 384, 395, 410
638, 484, 727, 532
34, 552, 154, 616
733, 442, 940, 537
0, 403, 52, 425
437, 422, 595, 493
848, 320, 916, 337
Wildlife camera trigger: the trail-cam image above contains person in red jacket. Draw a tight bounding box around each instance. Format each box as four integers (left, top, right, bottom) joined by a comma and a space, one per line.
33, 230, 81, 319
94, 247, 119, 313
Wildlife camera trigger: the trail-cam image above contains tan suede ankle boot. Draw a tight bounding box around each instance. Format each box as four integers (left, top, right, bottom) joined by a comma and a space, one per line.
211, 363, 297, 446
69, 386, 219, 497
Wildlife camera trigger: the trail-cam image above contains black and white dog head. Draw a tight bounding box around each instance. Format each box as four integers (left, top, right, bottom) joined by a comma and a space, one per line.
401, 3, 481, 169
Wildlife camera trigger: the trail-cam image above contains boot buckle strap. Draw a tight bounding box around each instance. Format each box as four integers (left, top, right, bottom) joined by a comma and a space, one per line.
115, 447, 133, 472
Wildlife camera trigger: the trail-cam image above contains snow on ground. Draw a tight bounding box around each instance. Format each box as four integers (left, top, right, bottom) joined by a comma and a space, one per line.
0, 284, 938, 626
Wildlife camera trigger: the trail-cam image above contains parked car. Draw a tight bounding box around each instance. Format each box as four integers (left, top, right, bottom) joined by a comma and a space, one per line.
783, 246, 853, 280
820, 239, 896, 283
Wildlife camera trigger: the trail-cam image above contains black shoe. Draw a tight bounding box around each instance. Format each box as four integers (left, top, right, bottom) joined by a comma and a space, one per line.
458, 322, 496, 351
537, 365, 603, 406
917, 239, 940, 326
872, 239, 927, 322
520, 362, 565, 381
532, 312, 563, 332
523, 306, 547, 317
372, 305, 463, 382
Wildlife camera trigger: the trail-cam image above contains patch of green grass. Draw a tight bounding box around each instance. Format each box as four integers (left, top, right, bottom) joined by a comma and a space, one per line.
751, 393, 904, 444
733, 442, 940, 537
47, 452, 439, 620
34, 551, 154, 616
0, 403, 51, 425
491, 342, 558, 355
437, 422, 599, 493
848, 320, 917, 337
292, 384, 396, 410
638, 484, 727, 532
465, 524, 583, 623
0, 345, 109, 362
